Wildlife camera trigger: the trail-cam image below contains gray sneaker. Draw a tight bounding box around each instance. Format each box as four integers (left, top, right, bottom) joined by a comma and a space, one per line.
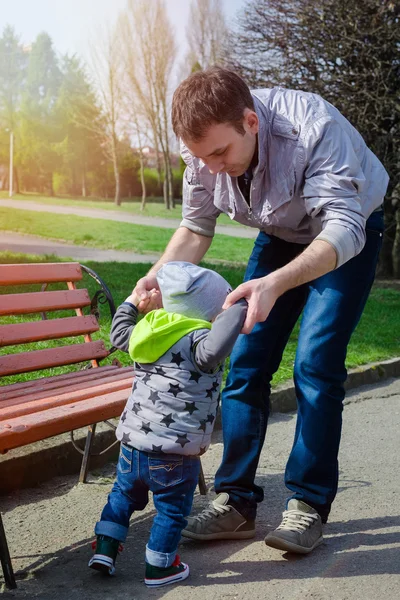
181, 493, 256, 541
264, 499, 323, 554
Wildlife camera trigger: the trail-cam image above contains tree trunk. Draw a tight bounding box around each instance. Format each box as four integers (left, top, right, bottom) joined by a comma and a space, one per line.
13, 167, 19, 194
167, 160, 174, 209
377, 197, 394, 277
81, 169, 86, 198
111, 136, 121, 206
139, 153, 147, 210
393, 206, 400, 278
49, 173, 54, 197
163, 175, 168, 209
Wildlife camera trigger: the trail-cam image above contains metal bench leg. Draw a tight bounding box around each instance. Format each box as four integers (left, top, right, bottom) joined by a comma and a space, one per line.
0, 513, 16, 590
198, 460, 207, 496
79, 423, 97, 483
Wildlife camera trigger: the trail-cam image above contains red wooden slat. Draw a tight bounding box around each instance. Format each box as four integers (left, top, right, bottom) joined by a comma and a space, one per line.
1, 370, 133, 404
0, 315, 100, 347
0, 341, 109, 376
0, 367, 132, 401
0, 263, 82, 286
0, 390, 128, 452
0, 365, 119, 395
0, 289, 90, 316
0, 377, 133, 419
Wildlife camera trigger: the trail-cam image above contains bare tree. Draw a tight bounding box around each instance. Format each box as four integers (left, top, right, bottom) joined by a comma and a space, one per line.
84, 26, 124, 205
120, 0, 177, 209
184, 0, 228, 74
230, 0, 400, 276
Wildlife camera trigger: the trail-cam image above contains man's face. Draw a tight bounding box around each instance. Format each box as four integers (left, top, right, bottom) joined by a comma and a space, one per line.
183, 109, 259, 177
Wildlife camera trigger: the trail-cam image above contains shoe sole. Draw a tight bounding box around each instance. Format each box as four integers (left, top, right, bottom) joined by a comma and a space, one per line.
145, 564, 190, 587
88, 554, 115, 575
264, 534, 323, 554
181, 528, 256, 541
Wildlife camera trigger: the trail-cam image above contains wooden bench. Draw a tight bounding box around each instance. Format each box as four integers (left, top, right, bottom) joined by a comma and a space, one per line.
0, 261, 208, 589
0, 261, 133, 589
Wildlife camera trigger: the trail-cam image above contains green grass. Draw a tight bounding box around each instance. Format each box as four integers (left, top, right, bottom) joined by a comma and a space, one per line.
0, 191, 242, 227
1, 252, 399, 390
0, 207, 254, 263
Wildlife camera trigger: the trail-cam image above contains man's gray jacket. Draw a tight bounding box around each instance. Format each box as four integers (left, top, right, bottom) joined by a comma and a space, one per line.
180, 87, 389, 268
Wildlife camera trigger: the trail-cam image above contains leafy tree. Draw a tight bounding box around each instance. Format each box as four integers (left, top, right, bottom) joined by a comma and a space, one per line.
54, 55, 105, 197
0, 25, 28, 192
19, 32, 62, 195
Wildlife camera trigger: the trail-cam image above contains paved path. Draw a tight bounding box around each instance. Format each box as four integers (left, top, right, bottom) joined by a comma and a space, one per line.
0, 231, 160, 263
2, 378, 399, 599
0, 199, 258, 239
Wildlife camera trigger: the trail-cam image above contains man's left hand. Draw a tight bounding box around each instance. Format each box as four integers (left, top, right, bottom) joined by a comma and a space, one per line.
223, 276, 279, 334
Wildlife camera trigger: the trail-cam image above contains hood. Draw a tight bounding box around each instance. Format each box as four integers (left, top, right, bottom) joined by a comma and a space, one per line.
128, 309, 211, 363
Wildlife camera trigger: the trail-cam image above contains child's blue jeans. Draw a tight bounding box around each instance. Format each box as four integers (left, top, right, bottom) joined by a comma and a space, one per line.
95, 443, 200, 568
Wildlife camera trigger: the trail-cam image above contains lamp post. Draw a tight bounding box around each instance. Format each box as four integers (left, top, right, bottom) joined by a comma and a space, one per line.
5, 128, 13, 197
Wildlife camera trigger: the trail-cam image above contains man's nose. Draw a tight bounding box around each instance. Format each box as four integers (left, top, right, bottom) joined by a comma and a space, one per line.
206, 159, 225, 174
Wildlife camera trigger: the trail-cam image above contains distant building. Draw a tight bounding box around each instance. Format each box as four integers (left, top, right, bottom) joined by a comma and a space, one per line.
139, 146, 180, 169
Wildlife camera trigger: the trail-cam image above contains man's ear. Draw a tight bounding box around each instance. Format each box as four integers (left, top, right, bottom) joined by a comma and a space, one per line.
244, 108, 259, 134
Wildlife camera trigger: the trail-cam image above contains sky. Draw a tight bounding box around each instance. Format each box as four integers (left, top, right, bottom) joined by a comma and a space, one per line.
0, 0, 246, 61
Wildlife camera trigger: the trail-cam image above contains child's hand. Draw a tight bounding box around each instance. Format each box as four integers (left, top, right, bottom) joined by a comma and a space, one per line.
126, 288, 161, 314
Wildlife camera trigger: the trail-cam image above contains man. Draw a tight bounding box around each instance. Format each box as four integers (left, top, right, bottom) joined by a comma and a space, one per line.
134, 67, 388, 554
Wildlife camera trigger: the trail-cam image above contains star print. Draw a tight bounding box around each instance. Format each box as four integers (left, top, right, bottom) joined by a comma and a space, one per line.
175, 433, 190, 448
155, 366, 166, 376
161, 413, 175, 428
121, 432, 131, 445
149, 390, 160, 404
189, 371, 201, 383
211, 381, 219, 392
142, 373, 152, 385
132, 402, 141, 415
199, 446, 207, 456
169, 383, 182, 397
206, 387, 214, 399
206, 413, 215, 424
184, 401, 199, 415
152, 445, 164, 453
198, 419, 207, 432
171, 351, 184, 367
140, 421, 152, 435
132, 380, 138, 392
120, 410, 127, 423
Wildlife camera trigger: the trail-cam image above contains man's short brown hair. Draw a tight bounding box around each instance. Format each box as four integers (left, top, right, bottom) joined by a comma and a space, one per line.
171, 67, 255, 142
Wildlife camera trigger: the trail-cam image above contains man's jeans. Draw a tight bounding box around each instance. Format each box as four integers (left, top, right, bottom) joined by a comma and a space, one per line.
215, 210, 384, 523
95, 444, 200, 567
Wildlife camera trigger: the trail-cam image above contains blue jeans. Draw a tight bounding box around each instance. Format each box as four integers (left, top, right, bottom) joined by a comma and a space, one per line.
95, 444, 200, 567
215, 210, 384, 523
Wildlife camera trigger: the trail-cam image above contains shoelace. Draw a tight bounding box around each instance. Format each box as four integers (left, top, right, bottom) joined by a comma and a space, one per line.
191, 502, 232, 524
277, 509, 319, 533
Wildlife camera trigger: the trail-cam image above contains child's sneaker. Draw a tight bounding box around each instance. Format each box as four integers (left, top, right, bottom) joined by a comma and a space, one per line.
144, 554, 189, 587
88, 534, 123, 575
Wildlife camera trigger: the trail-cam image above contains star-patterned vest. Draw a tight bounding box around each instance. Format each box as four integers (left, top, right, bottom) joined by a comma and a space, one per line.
116, 327, 222, 456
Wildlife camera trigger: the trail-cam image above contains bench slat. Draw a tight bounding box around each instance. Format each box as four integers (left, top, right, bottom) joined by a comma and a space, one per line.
0, 377, 133, 419
0, 263, 82, 286
0, 315, 100, 347
0, 389, 128, 452
0, 366, 132, 401
0, 365, 119, 395
0, 341, 109, 376
0, 289, 91, 316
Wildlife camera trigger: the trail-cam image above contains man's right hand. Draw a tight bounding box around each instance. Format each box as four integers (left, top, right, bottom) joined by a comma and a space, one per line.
134, 273, 163, 313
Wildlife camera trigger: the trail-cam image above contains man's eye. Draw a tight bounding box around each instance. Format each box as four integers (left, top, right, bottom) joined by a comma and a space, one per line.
214, 150, 226, 157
